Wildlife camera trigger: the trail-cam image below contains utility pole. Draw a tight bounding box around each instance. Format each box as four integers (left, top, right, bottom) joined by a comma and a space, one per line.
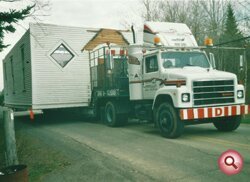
3, 107, 18, 166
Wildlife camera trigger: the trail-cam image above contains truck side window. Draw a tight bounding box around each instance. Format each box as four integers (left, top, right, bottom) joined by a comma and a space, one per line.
145, 55, 158, 73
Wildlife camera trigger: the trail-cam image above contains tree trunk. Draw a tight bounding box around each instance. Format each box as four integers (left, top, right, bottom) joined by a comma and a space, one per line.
3, 108, 18, 166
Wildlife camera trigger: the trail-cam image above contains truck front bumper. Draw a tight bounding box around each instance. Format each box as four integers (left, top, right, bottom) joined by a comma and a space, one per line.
180, 105, 250, 120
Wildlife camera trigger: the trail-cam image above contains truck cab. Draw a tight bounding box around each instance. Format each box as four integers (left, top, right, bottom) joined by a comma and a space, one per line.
126, 22, 248, 138
140, 48, 244, 108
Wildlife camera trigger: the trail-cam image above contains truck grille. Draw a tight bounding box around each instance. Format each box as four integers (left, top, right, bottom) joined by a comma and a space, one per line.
193, 80, 235, 106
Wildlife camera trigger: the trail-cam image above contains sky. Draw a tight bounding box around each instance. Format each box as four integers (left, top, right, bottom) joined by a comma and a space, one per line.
0, 0, 143, 90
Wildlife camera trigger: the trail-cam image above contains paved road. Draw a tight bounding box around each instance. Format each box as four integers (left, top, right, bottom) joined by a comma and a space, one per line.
16, 116, 250, 182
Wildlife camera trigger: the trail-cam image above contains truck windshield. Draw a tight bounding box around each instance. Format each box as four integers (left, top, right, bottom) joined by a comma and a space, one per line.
161, 52, 210, 69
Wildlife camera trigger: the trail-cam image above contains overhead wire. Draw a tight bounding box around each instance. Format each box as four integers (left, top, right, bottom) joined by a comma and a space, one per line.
214, 36, 250, 46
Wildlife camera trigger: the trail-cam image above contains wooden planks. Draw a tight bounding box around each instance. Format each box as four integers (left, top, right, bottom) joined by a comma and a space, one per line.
82, 29, 130, 51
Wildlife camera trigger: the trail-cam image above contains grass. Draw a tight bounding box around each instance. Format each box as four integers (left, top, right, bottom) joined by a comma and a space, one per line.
16, 133, 71, 181
0, 119, 71, 181
242, 114, 250, 123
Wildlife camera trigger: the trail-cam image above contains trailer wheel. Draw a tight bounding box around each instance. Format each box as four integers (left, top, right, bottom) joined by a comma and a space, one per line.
213, 116, 241, 131
104, 101, 127, 127
156, 103, 184, 138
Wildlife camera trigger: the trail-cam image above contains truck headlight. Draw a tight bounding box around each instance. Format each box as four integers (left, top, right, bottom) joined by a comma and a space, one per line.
237, 90, 244, 99
182, 93, 190, 102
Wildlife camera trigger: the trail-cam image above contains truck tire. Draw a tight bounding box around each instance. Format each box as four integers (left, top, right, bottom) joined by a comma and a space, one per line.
213, 116, 241, 131
156, 103, 184, 138
104, 101, 127, 127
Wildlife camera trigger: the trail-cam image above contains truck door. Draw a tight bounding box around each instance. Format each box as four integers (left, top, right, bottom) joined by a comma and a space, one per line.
143, 54, 160, 99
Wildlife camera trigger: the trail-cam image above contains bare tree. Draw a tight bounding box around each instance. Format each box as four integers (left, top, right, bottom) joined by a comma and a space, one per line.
0, 0, 21, 2
0, 0, 51, 48
140, 0, 231, 45
235, 0, 250, 35
1, 0, 51, 20
158, 0, 181, 22
141, 0, 206, 44
200, 0, 228, 44
187, 1, 207, 44
142, 0, 161, 21
122, 0, 248, 45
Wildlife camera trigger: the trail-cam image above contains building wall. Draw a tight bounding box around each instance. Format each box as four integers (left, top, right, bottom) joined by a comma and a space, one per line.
2, 23, 142, 110
3, 30, 32, 108
30, 23, 93, 109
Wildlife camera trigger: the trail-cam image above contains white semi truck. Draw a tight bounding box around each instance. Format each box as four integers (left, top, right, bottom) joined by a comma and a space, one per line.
88, 22, 249, 138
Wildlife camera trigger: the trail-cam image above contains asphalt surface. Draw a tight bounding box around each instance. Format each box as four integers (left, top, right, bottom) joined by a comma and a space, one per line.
15, 115, 250, 182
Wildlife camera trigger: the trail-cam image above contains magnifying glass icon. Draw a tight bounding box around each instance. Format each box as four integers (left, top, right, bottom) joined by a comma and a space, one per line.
224, 156, 238, 169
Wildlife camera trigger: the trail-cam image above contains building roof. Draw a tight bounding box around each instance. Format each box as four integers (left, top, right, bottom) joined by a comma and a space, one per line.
82, 28, 130, 51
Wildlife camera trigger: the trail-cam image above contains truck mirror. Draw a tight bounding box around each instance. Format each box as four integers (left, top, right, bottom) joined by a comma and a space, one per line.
209, 53, 216, 69
240, 55, 244, 69
105, 52, 114, 71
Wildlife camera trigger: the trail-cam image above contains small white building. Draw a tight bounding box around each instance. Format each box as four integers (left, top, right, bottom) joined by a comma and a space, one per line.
2, 23, 97, 109
2, 23, 136, 110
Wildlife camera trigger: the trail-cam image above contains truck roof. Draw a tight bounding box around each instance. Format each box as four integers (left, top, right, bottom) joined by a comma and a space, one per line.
144, 21, 198, 47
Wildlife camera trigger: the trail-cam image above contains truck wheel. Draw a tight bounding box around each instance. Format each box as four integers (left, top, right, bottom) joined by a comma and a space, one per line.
156, 103, 184, 138
213, 116, 241, 131
104, 101, 127, 127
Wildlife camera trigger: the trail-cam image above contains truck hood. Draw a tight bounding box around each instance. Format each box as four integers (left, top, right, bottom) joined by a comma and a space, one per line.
163, 67, 237, 81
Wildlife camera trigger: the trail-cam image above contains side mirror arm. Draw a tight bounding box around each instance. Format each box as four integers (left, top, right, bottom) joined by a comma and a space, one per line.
209, 53, 216, 69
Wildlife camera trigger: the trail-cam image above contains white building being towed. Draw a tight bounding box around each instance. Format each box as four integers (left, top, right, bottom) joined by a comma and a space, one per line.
2, 23, 135, 110
2, 24, 83, 109
3, 23, 95, 109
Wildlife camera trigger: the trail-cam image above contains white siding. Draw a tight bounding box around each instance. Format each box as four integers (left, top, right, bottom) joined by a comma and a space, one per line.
30, 23, 94, 109
3, 30, 32, 108
2, 23, 142, 110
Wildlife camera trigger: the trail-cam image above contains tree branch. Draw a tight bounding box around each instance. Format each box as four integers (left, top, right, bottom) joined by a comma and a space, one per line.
0, 0, 22, 2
